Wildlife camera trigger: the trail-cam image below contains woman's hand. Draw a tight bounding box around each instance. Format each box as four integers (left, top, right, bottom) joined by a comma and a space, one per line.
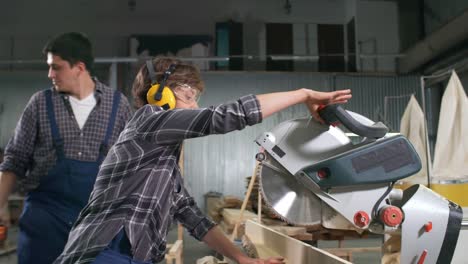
302, 89, 352, 123
256, 88, 351, 120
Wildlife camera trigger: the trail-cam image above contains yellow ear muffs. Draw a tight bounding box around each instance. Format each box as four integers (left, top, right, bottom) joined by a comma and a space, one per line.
146, 84, 176, 110
145, 61, 177, 110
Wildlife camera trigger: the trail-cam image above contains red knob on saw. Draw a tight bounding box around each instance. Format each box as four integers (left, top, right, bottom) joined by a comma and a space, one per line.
424, 221, 433, 232
379, 206, 403, 227
354, 211, 370, 228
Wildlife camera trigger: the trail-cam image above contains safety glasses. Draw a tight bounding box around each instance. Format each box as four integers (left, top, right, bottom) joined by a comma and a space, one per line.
173, 83, 201, 103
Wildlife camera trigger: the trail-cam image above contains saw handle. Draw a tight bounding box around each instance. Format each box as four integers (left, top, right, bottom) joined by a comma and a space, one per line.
318, 104, 388, 138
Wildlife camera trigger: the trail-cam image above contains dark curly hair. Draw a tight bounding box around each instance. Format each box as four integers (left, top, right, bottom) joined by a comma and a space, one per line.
132, 57, 205, 109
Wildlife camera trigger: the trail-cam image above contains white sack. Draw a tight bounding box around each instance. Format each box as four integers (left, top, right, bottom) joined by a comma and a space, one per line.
432, 71, 468, 180
399, 95, 430, 184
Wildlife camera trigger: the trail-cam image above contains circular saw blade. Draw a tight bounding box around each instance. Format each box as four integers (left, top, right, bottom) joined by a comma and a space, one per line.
257, 152, 322, 227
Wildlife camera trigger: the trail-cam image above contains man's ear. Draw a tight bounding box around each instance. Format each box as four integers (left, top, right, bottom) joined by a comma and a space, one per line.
74, 61, 87, 73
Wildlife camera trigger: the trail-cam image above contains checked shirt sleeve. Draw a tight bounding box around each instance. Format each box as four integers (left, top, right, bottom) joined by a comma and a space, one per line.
135, 95, 263, 145
173, 185, 216, 240
0, 93, 40, 179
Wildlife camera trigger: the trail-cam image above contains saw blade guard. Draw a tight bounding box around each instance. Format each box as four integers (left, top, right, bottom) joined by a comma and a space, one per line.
254, 117, 356, 177
254, 107, 383, 177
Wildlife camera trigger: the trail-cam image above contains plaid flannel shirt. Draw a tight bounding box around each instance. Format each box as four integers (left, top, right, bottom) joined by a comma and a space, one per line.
0, 80, 132, 191
55, 95, 263, 263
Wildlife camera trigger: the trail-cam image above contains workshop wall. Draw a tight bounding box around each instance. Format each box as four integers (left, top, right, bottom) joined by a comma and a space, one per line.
0, 72, 50, 148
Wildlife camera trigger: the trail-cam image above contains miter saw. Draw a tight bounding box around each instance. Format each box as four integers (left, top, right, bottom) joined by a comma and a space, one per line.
255, 104, 463, 264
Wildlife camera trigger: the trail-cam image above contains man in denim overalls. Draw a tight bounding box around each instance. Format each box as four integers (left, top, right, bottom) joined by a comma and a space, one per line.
0, 32, 132, 264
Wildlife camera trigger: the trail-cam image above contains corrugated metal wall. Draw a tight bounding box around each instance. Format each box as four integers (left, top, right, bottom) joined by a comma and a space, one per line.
0, 71, 421, 211
0, 72, 50, 147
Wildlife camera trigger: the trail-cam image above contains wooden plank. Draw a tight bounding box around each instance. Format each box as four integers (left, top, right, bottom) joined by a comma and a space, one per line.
325, 247, 381, 254
267, 225, 308, 236
244, 220, 351, 264
230, 171, 258, 241
168, 240, 183, 255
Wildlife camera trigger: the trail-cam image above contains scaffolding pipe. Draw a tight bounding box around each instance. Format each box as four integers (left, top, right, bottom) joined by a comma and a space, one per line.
0, 53, 405, 65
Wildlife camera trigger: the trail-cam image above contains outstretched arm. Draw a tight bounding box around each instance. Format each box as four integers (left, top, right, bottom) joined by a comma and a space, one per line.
257, 88, 352, 120
202, 226, 284, 264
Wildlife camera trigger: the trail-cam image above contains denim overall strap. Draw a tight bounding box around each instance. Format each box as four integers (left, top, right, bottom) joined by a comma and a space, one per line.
17, 89, 120, 264
98, 90, 121, 161
45, 89, 64, 158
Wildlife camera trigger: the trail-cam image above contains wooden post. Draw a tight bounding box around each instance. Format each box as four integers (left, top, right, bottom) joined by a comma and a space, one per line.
230, 163, 258, 241
258, 187, 262, 224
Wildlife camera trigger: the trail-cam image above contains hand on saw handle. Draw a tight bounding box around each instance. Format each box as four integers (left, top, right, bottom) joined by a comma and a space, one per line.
256, 88, 351, 121
303, 89, 352, 124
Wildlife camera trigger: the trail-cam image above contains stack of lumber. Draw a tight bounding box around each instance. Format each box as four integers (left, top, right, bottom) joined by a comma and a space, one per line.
223, 195, 246, 209
206, 195, 224, 223
206, 195, 246, 223
219, 208, 257, 239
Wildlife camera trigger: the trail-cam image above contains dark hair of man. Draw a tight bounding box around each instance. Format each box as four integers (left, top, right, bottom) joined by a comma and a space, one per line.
43, 32, 94, 75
